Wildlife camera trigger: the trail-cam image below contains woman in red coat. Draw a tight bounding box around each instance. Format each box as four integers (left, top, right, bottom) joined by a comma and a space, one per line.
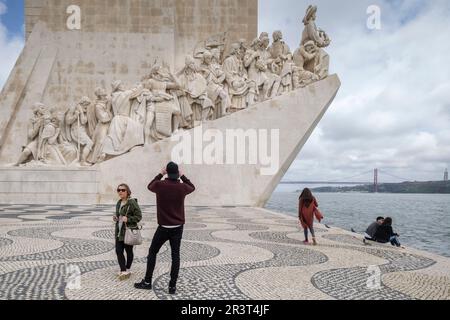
298, 188, 323, 245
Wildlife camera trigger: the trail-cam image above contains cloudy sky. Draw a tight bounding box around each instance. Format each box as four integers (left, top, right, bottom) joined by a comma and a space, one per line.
0, 0, 449, 183
260, 0, 450, 183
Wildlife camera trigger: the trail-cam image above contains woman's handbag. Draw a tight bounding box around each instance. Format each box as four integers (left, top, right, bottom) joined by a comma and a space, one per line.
123, 203, 143, 246
124, 225, 143, 246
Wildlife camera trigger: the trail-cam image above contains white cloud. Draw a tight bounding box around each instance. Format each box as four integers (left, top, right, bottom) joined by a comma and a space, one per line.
260, 0, 450, 182
0, 1, 24, 90
0, 2, 6, 16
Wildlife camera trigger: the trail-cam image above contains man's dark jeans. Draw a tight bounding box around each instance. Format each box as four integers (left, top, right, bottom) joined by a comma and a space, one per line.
145, 225, 184, 286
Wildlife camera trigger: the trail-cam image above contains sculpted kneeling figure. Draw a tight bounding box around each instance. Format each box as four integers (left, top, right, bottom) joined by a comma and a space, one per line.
15, 103, 49, 166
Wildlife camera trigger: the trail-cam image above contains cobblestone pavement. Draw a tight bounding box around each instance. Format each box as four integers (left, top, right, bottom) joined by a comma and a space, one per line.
0, 205, 449, 300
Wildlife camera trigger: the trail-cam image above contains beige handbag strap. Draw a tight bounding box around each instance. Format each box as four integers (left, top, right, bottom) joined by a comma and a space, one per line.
123, 201, 130, 228
123, 199, 142, 231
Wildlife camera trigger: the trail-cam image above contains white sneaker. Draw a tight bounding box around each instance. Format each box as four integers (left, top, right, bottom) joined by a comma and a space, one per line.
118, 271, 131, 281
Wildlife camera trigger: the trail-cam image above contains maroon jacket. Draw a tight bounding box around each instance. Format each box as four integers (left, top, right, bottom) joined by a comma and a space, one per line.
147, 174, 195, 226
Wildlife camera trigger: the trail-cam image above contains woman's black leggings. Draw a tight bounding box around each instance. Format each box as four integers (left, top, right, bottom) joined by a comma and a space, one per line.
115, 240, 134, 272
303, 226, 315, 241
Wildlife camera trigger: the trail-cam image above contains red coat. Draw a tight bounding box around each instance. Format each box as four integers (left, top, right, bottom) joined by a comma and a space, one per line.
298, 197, 323, 229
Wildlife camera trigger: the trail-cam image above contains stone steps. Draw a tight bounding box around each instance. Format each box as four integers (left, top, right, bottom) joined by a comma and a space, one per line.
0, 167, 99, 205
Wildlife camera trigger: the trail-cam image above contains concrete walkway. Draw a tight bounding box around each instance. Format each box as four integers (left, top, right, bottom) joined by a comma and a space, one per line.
0, 204, 449, 300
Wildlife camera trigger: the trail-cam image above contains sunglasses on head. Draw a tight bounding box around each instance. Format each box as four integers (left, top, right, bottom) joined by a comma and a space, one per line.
117, 188, 127, 193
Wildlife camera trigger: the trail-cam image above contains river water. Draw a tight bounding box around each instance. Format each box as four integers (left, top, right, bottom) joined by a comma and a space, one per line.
265, 184, 450, 257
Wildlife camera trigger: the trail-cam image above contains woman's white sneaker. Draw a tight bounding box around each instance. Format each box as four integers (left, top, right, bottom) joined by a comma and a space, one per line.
118, 271, 131, 280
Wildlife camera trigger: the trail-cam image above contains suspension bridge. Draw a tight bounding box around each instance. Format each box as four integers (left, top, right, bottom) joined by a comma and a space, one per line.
281, 168, 447, 192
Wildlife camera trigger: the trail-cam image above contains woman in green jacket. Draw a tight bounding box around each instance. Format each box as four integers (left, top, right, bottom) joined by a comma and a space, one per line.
113, 183, 142, 280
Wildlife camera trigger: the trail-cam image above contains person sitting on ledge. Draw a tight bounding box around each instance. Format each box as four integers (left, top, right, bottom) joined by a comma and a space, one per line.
373, 217, 404, 248
363, 216, 384, 244
135, 162, 195, 295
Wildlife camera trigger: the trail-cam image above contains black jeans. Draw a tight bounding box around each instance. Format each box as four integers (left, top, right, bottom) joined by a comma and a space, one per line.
115, 240, 134, 272
145, 225, 184, 286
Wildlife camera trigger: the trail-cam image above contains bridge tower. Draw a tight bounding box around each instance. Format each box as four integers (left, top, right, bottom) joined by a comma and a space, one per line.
445, 169, 448, 181
374, 168, 379, 193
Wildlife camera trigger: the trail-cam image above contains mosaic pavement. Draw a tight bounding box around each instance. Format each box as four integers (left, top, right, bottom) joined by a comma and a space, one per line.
0, 204, 449, 300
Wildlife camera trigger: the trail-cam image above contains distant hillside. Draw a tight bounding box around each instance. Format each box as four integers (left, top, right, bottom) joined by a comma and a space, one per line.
311, 181, 450, 194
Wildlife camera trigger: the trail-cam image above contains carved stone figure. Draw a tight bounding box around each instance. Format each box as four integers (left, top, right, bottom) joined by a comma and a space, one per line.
223, 43, 257, 112
130, 87, 151, 130
87, 87, 113, 164
279, 54, 296, 94
144, 61, 183, 143
299, 5, 330, 80
14, 5, 334, 168
245, 35, 281, 101
101, 81, 145, 157
211, 48, 222, 65
238, 38, 248, 62
301, 5, 331, 48
63, 97, 94, 166
14, 103, 49, 166
269, 30, 293, 94
176, 56, 214, 127
201, 50, 232, 119
37, 109, 66, 165
293, 40, 321, 88
193, 32, 228, 62
57, 128, 78, 165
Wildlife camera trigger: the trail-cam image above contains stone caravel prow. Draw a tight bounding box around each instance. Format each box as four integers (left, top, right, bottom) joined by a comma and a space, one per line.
96, 75, 341, 206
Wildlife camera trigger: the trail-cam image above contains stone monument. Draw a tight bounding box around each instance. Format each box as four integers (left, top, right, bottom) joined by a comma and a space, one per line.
0, 1, 340, 205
